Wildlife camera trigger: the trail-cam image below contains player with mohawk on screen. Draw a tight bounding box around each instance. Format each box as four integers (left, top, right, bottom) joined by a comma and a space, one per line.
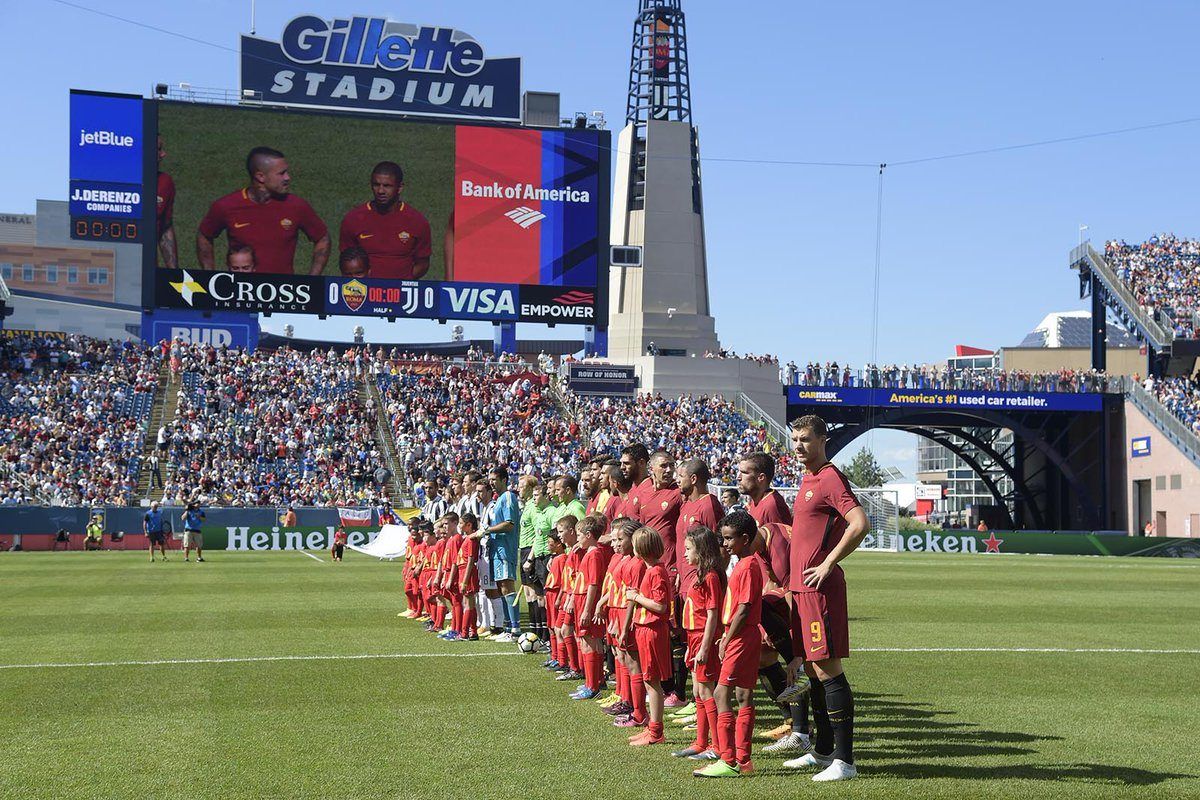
197, 146, 330, 275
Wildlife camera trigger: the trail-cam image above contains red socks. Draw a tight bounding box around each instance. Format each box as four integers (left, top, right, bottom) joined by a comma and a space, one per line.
583, 652, 604, 692
451, 597, 463, 633
647, 721, 664, 740
564, 635, 581, 673
630, 673, 647, 723
461, 607, 476, 637
704, 698, 719, 751
617, 662, 630, 702
716, 710, 736, 764
735, 705, 756, 765
692, 696, 710, 751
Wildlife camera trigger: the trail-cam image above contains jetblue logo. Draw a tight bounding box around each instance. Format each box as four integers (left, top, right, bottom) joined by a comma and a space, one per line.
78, 130, 134, 148
281, 16, 486, 75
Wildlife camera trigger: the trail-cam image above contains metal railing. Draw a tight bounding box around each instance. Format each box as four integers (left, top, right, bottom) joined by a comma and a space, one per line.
735, 392, 790, 449
1070, 241, 1173, 348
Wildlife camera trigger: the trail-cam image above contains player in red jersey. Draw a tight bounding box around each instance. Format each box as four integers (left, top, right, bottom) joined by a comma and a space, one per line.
624, 526, 673, 746
739, 452, 793, 526
783, 414, 870, 783
639, 450, 683, 577
401, 528, 425, 618
694, 511, 763, 778
675, 458, 725, 592
554, 515, 583, 680
619, 443, 652, 520
757, 520, 814, 754
673, 526, 725, 761
457, 512, 481, 641
156, 135, 177, 268
542, 530, 567, 669
601, 462, 632, 522
614, 524, 648, 728
417, 526, 439, 625
437, 513, 464, 641
197, 146, 330, 275
573, 514, 610, 698
338, 161, 432, 280
426, 520, 449, 634
600, 518, 638, 714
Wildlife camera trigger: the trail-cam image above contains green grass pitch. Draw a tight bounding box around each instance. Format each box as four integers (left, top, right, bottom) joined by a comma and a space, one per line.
158, 102, 455, 279
2, 550, 1198, 799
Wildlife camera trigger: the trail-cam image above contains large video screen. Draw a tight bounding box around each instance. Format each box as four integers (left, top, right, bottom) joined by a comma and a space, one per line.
146, 101, 610, 324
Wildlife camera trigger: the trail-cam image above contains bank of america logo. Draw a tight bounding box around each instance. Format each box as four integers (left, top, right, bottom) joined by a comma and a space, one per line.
504, 206, 546, 229
553, 290, 593, 305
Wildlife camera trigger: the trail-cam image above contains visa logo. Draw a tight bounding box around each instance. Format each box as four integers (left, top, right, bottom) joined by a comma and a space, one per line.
444, 287, 515, 316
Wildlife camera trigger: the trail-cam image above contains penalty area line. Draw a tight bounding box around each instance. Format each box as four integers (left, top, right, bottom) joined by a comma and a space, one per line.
0, 651, 522, 671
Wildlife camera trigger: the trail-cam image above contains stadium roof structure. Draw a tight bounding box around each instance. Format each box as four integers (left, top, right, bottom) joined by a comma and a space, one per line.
1015, 311, 1137, 349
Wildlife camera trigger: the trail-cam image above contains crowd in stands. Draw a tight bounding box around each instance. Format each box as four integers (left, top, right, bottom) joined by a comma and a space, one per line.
1144, 374, 1200, 437
378, 359, 577, 489
703, 350, 780, 365
0, 333, 160, 506
568, 394, 798, 486
787, 361, 1115, 393
159, 344, 387, 508
1106, 235, 1200, 338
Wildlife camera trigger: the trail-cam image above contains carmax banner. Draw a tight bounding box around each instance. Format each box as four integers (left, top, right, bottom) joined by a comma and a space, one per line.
787, 386, 1106, 413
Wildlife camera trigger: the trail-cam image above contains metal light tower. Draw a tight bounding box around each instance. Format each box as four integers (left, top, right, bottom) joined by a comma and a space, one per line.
624, 1, 699, 212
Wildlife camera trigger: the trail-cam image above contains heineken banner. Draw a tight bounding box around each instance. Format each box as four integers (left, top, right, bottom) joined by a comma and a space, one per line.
870, 530, 1200, 558
202, 525, 381, 551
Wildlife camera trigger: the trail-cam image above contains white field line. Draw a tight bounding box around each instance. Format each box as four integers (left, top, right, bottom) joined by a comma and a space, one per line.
0, 651, 522, 671
299, 551, 325, 562
1, 646, 1197, 672
859, 647, 1200, 654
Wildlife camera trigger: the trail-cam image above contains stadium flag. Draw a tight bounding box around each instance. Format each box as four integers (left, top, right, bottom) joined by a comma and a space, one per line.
346, 523, 410, 560
338, 508, 373, 527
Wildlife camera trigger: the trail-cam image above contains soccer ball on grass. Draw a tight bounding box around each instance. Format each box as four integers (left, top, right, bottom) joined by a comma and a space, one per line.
516, 632, 540, 654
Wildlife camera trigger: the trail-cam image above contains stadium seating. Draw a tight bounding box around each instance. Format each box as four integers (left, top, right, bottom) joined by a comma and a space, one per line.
160, 344, 386, 508
1145, 375, 1200, 436
0, 333, 160, 506
1105, 236, 1200, 339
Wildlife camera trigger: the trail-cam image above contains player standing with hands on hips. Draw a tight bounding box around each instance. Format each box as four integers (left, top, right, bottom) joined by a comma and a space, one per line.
783, 414, 870, 782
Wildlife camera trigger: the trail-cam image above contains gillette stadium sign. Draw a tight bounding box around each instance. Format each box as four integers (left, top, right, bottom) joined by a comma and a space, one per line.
241, 15, 522, 121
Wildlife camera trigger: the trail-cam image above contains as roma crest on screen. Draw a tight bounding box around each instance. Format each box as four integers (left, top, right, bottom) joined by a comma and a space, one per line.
342, 279, 367, 312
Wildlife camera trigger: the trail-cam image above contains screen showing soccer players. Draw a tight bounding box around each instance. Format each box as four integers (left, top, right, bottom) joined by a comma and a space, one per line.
152, 102, 607, 287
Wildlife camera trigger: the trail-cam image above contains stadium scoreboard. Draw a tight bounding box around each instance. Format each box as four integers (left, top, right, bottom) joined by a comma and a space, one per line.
67, 13, 611, 328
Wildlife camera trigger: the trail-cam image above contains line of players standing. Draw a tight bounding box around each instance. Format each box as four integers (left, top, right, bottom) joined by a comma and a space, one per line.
400, 414, 869, 782
155, 136, 447, 280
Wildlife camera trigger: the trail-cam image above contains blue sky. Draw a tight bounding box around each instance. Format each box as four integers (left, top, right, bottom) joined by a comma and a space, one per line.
5, 0, 1200, 474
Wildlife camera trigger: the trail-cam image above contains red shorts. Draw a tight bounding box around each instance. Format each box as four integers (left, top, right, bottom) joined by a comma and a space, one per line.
559, 604, 576, 628
578, 607, 605, 640
718, 629, 762, 689
685, 629, 721, 684
605, 608, 620, 645
460, 571, 479, 594
442, 586, 461, 602
791, 586, 850, 661
635, 622, 672, 681
545, 591, 560, 629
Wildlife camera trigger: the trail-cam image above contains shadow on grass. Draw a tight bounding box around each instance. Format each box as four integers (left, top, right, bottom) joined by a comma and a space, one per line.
753, 692, 1193, 786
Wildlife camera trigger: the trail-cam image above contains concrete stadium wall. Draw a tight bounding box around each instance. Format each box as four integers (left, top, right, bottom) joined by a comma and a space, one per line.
1123, 400, 1200, 537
